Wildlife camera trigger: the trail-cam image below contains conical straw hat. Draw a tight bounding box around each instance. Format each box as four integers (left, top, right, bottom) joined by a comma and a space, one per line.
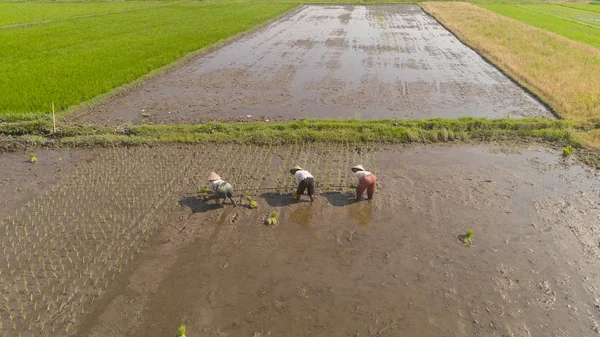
351, 165, 365, 171
289, 165, 303, 174
207, 172, 221, 181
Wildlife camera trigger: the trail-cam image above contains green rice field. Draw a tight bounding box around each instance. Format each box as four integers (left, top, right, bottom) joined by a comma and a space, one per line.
560, 2, 600, 15
0, 3, 294, 119
482, 4, 600, 49
518, 4, 600, 27
0, 2, 166, 27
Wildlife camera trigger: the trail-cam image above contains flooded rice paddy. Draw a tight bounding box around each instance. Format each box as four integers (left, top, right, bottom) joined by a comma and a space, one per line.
73, 5, 552, 124
1, 144, 599, 336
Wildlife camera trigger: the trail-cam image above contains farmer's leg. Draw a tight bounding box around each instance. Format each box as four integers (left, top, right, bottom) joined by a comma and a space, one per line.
356, 178, 370, 200
225, 185, 236, 206
297, 180, 307, 199
227, 193, 237, 207
306, 178, 315, 201
366, 175, 377, 199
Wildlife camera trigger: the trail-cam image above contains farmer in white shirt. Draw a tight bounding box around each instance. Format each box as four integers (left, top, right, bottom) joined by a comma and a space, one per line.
206, 172, 237, 206
351, 165, 376, 200
290, 165, 315, 202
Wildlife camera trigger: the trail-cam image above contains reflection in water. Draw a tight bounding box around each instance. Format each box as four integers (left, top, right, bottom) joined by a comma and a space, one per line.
289, 204, 314, 227
348, 201, 373, 226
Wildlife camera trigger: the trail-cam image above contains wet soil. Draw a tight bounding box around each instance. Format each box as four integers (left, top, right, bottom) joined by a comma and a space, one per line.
2, 143, 600, 336
0, 149, 101, 220
30, 144, 595, 337
71, 5, 552, 125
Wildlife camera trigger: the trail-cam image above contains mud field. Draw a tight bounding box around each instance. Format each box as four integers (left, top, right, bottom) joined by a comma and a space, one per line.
1, 143, 599, 337
72, 5, 552, 125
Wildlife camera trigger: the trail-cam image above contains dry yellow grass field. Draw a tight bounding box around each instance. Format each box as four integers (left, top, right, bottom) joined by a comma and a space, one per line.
421, 2, 600, 123
578, 129, 600, 149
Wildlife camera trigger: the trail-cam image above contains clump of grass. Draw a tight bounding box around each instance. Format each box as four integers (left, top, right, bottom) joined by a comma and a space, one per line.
265, 211, 278, 227
458, 230, 474, 246
245, 196, 258, 209
176, 325, 186, 337
562, 145, 574, 157
29, 152, 37, 164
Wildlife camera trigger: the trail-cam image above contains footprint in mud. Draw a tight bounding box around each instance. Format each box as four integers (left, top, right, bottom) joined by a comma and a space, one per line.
207, 291, 217, 308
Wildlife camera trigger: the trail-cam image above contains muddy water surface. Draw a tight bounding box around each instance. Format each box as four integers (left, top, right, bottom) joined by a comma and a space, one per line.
0, 149, 100, 218
73, 5, 552, 124
68, 144, 600, 337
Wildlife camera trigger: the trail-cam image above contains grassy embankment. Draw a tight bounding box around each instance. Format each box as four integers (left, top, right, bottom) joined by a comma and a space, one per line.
421, 2, 600, 146
0, 3, 295, 120
0, 118, 587, 151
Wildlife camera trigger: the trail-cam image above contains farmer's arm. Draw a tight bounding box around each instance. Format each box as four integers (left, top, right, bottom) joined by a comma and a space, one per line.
203, 182, 217, 199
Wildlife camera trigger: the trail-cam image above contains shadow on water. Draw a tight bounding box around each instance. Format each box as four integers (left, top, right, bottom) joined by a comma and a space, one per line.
348, 200, 374, 226
179, 196, 223, 213
322, 192, 357, 207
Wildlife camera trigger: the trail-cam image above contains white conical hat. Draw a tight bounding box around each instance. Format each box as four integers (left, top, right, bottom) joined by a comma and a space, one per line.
351, 165, 365, 171
207, 172, 221, 181
289, 165, 303, 174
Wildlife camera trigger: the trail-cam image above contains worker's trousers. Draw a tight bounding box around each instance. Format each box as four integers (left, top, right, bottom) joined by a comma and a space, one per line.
356, 174, 376, 199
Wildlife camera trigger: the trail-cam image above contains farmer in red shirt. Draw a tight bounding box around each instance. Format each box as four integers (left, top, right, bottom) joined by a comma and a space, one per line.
352, 165, 376, 200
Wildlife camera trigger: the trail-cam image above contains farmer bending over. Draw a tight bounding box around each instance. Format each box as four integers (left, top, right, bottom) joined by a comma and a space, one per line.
206, 172, 237, 206
352, 165, 376, 200
290, 166, 315, 202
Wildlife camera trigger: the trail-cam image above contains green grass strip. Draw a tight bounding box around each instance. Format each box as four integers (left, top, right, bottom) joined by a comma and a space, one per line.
518, 4, 600, 28
0, 3, 295, 116
0, 118, 587, 149
482, 4, 600, 49
559, 3, 600, 15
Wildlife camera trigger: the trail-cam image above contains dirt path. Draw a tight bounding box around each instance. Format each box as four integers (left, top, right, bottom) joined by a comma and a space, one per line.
71, 5, 552, 125
32, 144, 594, 337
